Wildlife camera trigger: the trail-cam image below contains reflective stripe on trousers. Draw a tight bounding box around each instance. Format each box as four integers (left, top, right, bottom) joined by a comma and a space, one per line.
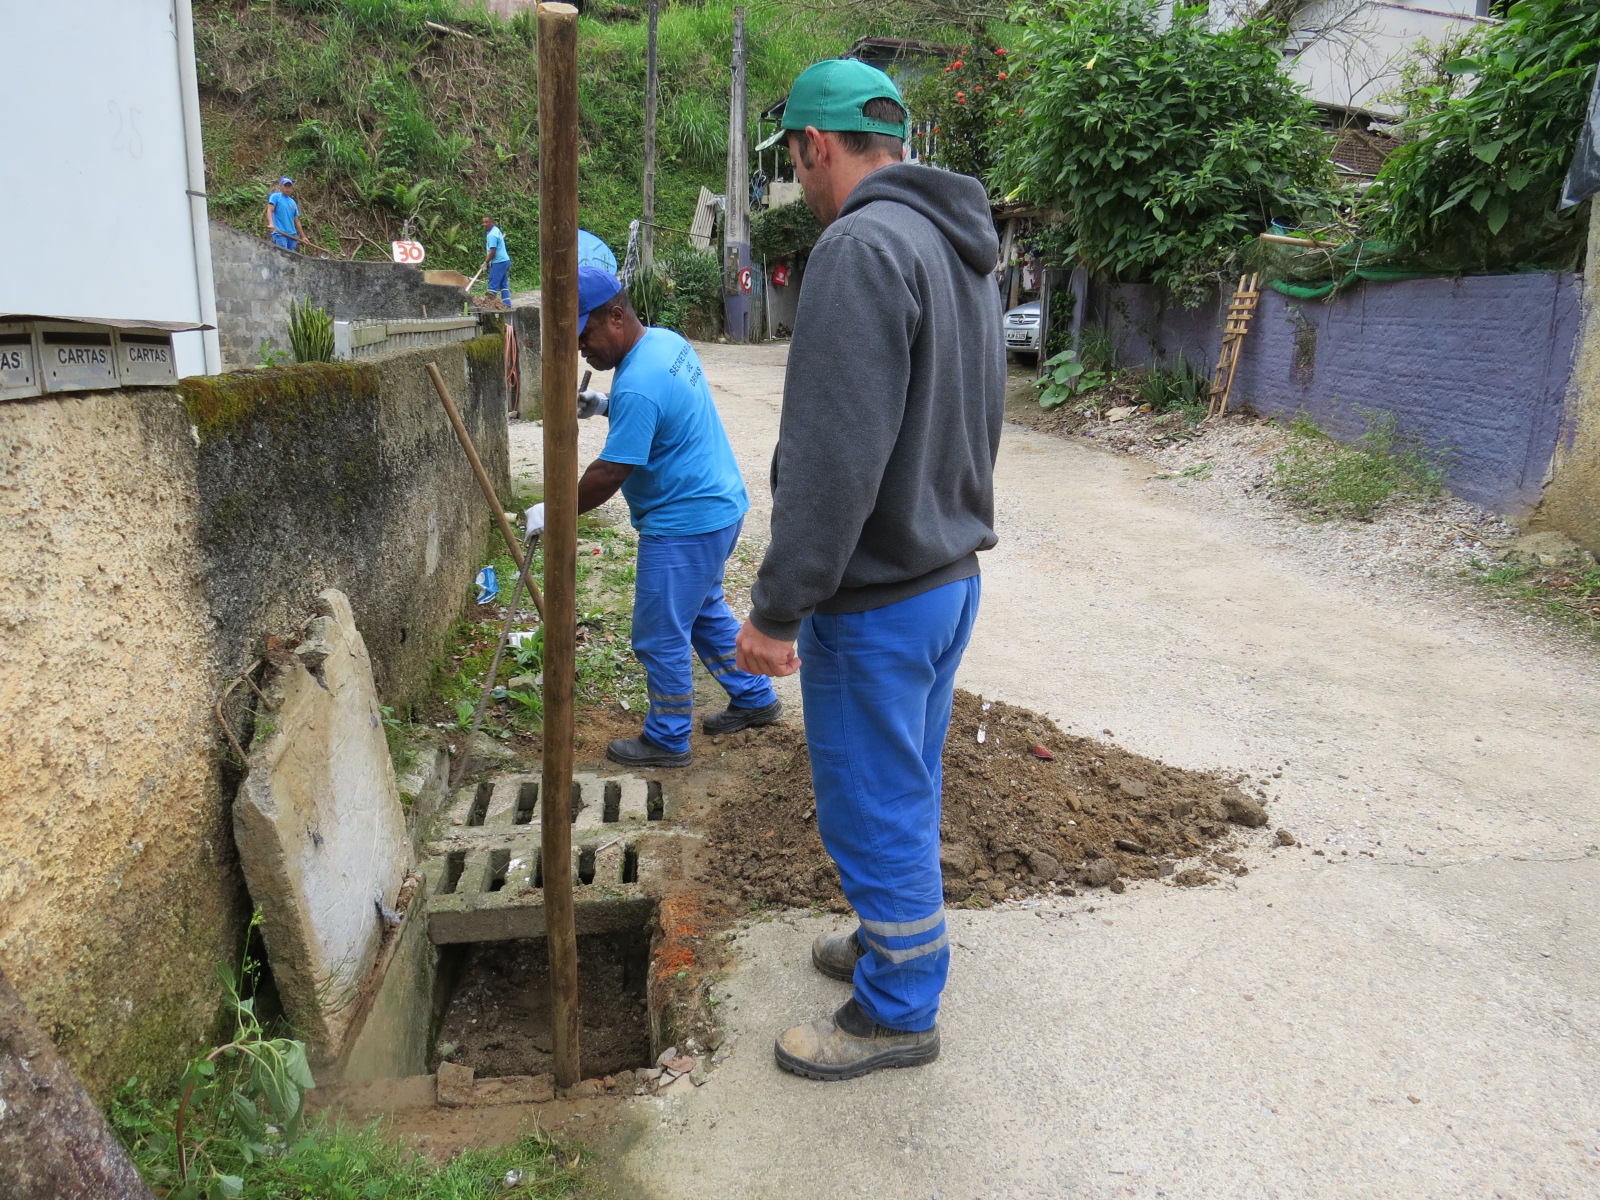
799, 575, 980, 1032
632, 518, 778, 753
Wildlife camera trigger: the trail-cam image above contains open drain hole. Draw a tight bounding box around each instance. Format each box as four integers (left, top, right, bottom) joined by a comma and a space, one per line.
532, 851, 543, 889
646, 780, 664, 821
466, 780, 493, 827
487, 849, 511, 893
623, 846, 639, 884
603, 780, 621, 822
514, 780, 538, 825
433, 924, 656, 1079
578, 845, 596, 885
440, 851, 466, 896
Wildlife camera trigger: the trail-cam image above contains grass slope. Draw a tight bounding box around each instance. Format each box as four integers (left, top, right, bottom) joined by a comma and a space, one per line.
194, 0, 950, 289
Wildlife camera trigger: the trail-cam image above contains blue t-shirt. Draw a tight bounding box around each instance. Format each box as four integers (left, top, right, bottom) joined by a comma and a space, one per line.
601, 328, 748, 536
485, 225, 510, 264
268, 191, 299, 236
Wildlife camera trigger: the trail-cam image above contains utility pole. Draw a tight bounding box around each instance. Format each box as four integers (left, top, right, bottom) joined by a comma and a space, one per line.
722, 5, 751, 342
536, 0, 582, 1091
641, 0, 659, 273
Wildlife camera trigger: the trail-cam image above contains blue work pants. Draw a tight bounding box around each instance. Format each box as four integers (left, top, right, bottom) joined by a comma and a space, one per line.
488, 260, 512, 305
633, 519, 777, 753
799, 576, 980, 1032
271, 232, 298, 251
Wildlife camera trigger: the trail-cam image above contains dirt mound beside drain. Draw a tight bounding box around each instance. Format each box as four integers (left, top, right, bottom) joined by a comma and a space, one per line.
703, 690, 1270, 908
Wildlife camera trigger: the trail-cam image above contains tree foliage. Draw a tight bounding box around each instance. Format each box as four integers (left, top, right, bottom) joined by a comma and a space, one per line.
995, 0, 1335, 302
897, 45, 1025, 179
1369, 0, 1600, 273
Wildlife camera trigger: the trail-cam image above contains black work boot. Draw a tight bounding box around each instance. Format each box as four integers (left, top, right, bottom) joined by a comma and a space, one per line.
702, 698, 784, 736
605, 735, 691, 768
774, 998, 940, 1082
811, 926, 867, 982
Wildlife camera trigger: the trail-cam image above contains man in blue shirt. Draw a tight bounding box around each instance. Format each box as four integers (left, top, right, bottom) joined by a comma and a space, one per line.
266, 177, 302, 251
525, 267, 780, 767
482, 216, 512, 306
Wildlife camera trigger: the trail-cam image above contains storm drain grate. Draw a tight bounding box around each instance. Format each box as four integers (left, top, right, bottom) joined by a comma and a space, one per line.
422, 772, 664, 944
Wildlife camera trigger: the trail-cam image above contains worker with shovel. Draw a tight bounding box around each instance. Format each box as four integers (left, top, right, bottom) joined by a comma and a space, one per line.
736, 59, 1005, 1081
482, 215, 512, 306
524, 266, 781, 768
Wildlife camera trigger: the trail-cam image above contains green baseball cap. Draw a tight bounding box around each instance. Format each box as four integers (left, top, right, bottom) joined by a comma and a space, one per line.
755, 58, 908, 152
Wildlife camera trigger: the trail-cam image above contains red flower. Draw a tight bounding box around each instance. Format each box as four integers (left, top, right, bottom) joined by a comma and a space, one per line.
998, 72, 1008, 79
996, 47, 1007, 56
956, 91, 965, 100
956, 96, 966, 104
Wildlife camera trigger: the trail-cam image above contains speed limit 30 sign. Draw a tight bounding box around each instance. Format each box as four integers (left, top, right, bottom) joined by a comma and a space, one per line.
391, 240, 426, 264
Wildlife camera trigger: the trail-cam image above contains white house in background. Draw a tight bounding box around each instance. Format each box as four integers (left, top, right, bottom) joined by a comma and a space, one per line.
1280, 0, 1501, 117
1, 1, 220, 377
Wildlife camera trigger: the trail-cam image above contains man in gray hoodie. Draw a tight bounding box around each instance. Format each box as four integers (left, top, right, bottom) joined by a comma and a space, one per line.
736, 58, 1005, 1081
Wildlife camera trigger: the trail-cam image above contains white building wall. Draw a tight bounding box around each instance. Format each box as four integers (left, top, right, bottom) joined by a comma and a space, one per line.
0, 1, 219, 376
1283, 0, 1497, 116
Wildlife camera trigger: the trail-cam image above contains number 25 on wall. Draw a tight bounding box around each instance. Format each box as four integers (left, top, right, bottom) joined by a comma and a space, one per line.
391, 240, 426, 264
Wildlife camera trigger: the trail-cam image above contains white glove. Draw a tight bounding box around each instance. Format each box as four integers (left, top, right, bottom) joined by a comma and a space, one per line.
523, 502, 546, 537
577, 388, 610, 419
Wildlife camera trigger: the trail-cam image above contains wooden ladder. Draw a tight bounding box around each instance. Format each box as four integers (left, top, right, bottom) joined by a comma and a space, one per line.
1208, 273, 1261, 418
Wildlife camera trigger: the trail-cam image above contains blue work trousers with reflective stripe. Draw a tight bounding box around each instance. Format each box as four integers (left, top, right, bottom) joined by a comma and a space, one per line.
633, 519, 777, 754
488, 260, 511, 305
799, 576, 980, 1032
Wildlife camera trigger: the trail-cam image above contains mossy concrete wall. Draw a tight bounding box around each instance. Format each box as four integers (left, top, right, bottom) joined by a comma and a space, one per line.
0, 338, 508, 1099
0, 391, 238, 1099
1531, 208, 1600, 552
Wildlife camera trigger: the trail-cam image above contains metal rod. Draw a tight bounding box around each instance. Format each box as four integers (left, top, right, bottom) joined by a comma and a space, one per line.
642, 0, 660, 272
425, 360, 546, 619
537, 0, 583, 1091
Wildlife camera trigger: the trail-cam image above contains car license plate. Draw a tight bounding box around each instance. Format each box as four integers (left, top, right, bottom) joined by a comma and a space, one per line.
1006, 331, 1032, 343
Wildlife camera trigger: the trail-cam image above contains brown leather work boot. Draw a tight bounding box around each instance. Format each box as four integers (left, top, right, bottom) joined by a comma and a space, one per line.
774, 998, 940, 1081
811, 926, 867, 982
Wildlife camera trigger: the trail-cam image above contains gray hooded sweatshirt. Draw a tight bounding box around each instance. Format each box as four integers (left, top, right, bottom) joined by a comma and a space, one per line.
749, 163, 1005, 641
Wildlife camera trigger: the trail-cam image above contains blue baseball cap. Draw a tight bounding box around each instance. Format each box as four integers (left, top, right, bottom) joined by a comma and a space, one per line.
577, 265, 624, 334
279, 176, 294, 185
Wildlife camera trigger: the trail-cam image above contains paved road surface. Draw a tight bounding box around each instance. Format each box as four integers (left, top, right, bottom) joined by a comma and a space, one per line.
519, 341, 1600, 1199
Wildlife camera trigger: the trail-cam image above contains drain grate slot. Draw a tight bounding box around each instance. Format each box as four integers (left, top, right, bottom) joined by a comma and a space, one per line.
514, 780, 538, 825
440, 850, 466, 895
603, 780, 621, 822
646, 780, 664, 821
578, 845, 596, 885
533, 850, 543, 889
569, 779, 584, 822
623, 846, 639, 883
487, 849, 511, 893
465, 781, 493, 827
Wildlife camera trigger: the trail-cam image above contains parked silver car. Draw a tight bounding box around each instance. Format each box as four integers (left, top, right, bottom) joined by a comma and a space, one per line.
1004, 300, 1041, 357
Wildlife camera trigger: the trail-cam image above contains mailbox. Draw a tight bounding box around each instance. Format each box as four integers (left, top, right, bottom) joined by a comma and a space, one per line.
0, 317, 190, 400
37, 323, 118, 393
116, 331, 178, 387
0, 322, 38, 401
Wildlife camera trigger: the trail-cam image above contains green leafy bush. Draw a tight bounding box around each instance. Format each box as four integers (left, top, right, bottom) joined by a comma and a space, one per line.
996, 0, 1335, 303
1272, 413, 1444, 521
750, 198, 824, 262
1368, 0, 1600, 272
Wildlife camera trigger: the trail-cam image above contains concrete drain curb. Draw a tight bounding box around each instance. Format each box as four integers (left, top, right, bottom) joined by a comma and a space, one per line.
423, 771, 669, 943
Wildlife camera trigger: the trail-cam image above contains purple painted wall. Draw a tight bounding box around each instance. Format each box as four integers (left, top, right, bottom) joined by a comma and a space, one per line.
1090, 273, 1584, 516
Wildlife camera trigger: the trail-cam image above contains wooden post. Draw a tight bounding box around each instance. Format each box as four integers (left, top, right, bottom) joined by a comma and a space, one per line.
537, 0, 582, 1091
426, 361, 545, 619
641, 0, 659, 273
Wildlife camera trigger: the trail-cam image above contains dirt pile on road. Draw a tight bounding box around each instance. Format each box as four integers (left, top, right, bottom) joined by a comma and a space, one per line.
702, 690, 1271, 909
